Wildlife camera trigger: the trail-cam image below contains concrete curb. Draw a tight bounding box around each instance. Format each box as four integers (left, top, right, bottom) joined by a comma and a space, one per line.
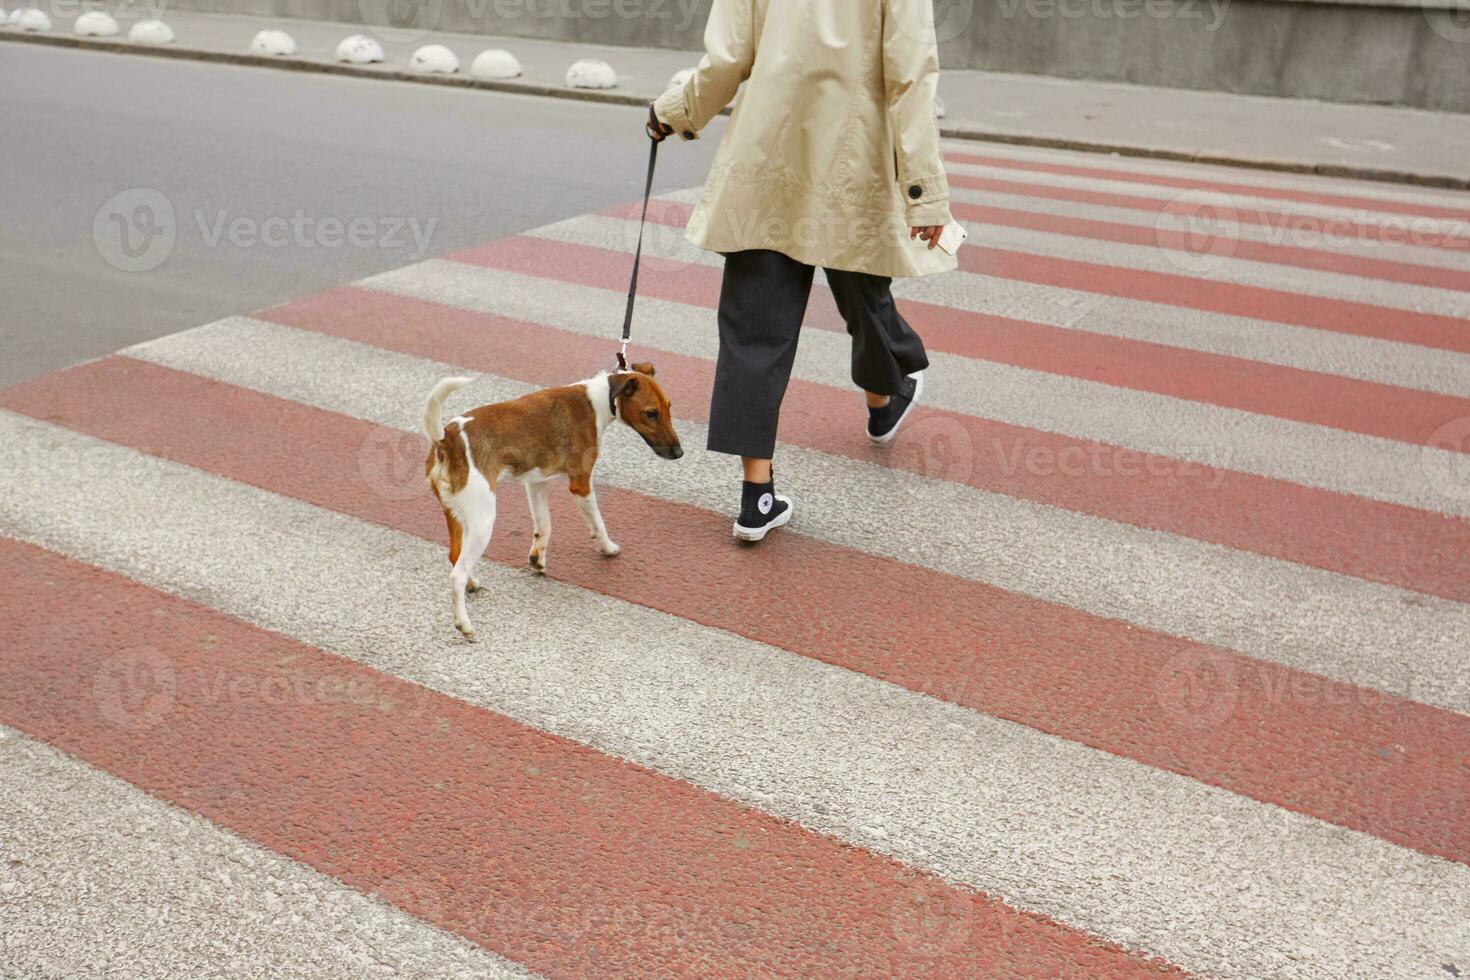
6, 30, 1467, 192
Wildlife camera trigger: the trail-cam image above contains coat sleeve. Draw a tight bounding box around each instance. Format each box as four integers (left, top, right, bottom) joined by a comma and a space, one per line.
882, 0, 951, 227
651, 0, 756, 141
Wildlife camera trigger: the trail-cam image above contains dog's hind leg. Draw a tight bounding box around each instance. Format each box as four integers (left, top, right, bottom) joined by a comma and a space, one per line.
450, 486, 496, 641
443, 508, 478, 593
572, 480, 620, 557
525, 480, 552, 573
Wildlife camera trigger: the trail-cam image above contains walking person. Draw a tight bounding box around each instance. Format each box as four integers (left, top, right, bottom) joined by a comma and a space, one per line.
648, 0, 957, 542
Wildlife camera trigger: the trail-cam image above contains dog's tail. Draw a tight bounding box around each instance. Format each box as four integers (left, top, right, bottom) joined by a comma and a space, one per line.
423, 376, 474, 442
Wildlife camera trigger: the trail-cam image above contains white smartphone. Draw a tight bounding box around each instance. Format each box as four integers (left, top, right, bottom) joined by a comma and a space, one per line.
936, 220, 968, 256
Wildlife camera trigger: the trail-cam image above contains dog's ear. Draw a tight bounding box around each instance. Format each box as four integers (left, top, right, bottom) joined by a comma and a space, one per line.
630, 361, 656, 377
608, 373, 640, 404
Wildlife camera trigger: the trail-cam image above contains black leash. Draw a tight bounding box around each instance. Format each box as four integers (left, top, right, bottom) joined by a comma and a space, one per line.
617, 131, 660, 371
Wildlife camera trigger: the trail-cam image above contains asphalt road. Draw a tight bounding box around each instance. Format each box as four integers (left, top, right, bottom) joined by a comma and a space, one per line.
0, 43, 723, 389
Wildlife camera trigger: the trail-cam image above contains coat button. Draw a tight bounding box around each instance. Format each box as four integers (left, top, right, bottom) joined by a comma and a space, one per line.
908, 184, 922, 200
682, 130, 695, 140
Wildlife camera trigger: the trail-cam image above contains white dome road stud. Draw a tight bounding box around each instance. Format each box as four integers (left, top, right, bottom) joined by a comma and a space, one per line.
409, 44, 459, 74
128, 19, 174, 45
249, 29, 298, 56
565, 58, 616, 90
14, 7, 52, 30
335, 34, 384, 64
470, 49, 521, 80
73, 11, 118, 35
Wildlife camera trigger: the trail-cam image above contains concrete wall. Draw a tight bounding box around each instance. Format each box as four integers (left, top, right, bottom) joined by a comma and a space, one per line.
161, 0, 1470, 111
946, 0, 1470, 112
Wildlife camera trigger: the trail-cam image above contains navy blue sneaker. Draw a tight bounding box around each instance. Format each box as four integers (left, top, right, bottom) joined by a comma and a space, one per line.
733, 479, 792, 542
867, 371, 925, 444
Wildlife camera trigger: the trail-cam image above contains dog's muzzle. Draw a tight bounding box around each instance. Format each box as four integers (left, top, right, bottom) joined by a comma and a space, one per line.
655, 445, 684, 460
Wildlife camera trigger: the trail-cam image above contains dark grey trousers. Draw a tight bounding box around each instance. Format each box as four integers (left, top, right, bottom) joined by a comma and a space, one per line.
707, 249, 930, 459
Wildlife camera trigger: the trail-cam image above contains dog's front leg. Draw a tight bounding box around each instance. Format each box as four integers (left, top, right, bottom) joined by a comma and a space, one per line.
525, 480, 552, 573
572, 481, 620, 556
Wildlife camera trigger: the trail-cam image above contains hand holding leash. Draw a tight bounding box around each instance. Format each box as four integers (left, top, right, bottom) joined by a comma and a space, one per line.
646, 104, 674, 143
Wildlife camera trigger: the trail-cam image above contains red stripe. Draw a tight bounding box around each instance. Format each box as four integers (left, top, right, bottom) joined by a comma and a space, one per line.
7, 354, 1468, 868
0, 537, 1173, 977
962, 246, 1470, 354
439, 237, 1470, 602
945, 173, 1470, 254
951, 201, 1470, 293
945, 150, 1470, 226
608, 215, 1470, 452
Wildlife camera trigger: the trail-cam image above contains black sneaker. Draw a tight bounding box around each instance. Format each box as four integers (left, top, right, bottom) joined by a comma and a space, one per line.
733, 478, 793, 542
867, 371, 925, 444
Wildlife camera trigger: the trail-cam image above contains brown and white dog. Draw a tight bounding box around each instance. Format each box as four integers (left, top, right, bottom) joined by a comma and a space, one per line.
423, 363, 681, 640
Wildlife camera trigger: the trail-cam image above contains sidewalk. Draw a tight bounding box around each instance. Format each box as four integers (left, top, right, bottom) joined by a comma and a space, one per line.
5, 7, 1469, 189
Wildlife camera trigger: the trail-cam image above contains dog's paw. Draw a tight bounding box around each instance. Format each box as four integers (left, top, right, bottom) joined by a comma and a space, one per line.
466, 576, 480, 593
599, 540, 621, 557
528, 552, 547, 574
456, 622, 477, 642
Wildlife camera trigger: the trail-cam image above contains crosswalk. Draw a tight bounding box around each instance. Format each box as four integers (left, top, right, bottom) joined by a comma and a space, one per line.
2, 142, 1468, 978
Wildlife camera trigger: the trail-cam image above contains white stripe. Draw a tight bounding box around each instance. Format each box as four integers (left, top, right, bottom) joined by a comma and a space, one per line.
940, 160, 1470, 245
948, 185, 1470, 273
365, 258, 1470, 520
942, 141, 1470, 215
945, 158, 1470, 241
0, 726, 533, 979
126, 319, 1470, 717
3, 413, 1467, 980
539, 208, 1470, 398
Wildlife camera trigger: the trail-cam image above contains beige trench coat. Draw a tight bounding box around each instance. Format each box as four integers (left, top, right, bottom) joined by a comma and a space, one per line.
652, 0, 956, 279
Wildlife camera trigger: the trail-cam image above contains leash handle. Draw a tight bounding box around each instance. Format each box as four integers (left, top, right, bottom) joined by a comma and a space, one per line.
619, 134, 659, 371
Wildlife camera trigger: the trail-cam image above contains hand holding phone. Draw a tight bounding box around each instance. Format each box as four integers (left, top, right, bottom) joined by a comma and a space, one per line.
936, 220, 968, 256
